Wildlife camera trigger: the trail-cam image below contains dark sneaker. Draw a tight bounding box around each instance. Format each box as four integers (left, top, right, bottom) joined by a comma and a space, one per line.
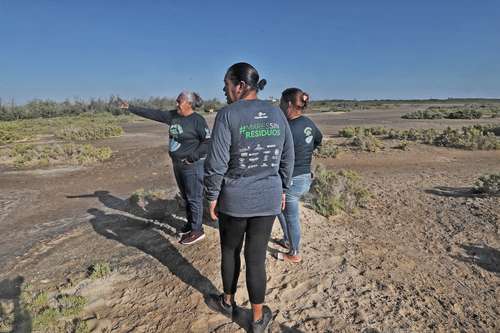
178, 223, 192, 236
179, 230, 205, 245
251, 306, 272, 333
207, 294, 234, 318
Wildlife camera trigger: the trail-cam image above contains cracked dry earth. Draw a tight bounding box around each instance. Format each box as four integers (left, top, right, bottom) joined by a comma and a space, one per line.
1, 110, 499, 332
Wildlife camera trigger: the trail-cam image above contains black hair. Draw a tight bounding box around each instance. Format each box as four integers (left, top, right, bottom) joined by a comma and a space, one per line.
225, 62, 267, 92
281, 88, 309, 110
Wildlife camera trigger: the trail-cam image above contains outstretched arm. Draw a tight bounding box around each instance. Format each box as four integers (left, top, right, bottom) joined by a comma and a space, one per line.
119, 100, 173, 124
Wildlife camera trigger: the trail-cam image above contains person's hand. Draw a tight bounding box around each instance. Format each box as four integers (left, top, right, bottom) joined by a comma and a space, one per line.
281, 193, 286, 211
209, 200, 218, 220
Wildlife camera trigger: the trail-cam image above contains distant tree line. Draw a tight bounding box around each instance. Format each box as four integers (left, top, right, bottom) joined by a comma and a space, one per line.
0, 96, 226, 121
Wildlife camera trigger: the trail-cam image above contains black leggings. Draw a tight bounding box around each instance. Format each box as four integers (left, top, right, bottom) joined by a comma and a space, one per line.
218, 213, 275, 304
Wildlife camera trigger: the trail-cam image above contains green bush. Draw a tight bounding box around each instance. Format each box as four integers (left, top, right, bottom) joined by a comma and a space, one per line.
88, 262, 111, 280
314, 140, 340, 158
339, 127, 356, 138
1, 143, 112, 168
474, 173, 500, 195
58, 295, 87, 317
310, 166, 370, 217
402, 110, 444, 119
55, 124, 124, 141
433, 126, 499, 150
402, 108, 483, 119
446, 109, 482, 119
394, 140, 410, 150
21, 287, 89, 332
351, 133, 384, 152
339, 126, 388, 138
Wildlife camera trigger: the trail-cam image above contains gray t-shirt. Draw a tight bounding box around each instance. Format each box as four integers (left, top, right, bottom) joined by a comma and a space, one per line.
204, 99, 294, 217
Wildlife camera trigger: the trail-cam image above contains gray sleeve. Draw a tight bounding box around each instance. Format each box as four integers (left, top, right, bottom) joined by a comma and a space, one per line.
279, 118, 295, 192
128, 106, 174, 124
204, 111, 231, 201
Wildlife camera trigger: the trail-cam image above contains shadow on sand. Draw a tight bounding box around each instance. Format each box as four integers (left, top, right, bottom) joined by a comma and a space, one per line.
0, 276, 31, 332
68, 190, 217, 232
87, 208, 252, 331
452, 243, 500, 274
424, 186, 490, 198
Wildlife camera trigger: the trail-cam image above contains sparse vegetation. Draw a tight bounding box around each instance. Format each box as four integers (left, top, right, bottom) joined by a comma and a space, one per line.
351, 133, 384, 152
20, 286, 88, 333
0, 113, 131, 146
402, 107, 486, 120
0, 96, 177, 121
339, 126, 388, 138
394, 140, 410, 150
314, 140, 340, 158
310, 166, 370, 217
474, 173, 500, 195
88, 262, 111, 280
0, 143, 112, 168
433, 126, 500, 150
55, 124, 124, 141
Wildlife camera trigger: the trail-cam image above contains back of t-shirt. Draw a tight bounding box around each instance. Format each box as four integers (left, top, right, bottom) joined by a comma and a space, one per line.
204, 99, 294, 217
289, 115, 323, 177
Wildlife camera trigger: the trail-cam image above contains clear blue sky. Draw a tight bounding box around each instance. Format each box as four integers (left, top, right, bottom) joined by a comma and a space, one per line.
1, 0, 499, 103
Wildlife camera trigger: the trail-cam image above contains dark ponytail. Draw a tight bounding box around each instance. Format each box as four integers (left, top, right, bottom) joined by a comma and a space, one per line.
191, 92, 203, 109
281, 88, 309, 110
225, 62, 267, 92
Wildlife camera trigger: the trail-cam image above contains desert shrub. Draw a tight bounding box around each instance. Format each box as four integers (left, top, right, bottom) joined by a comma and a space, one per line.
55, 124, 123, 141
402, 110, 444, 119
21, 286, 89, 332
446, 109, 482, 119
314, 140, 340, 158
394, 140, 410, 150
474, 173, 500, 195
351, 133, 384, 152
386, 128, 439, 143
339, 126, 388, 138
0, 143, 112, 168
402, 108, 483, 120
58, 295, 87, 317
309, 166, 370, 217
339, 127, 356, 138
433, 126, 499, 150
0, 113, 134, 146
366, 127, 388, 136
87, 262, 111, 280
0, 303, 14, 331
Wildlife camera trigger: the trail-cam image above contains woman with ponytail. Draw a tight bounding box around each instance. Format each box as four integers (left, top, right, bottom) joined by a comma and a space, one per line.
119, 91, 210, 245
204, 63, 294, 332
275, 88, 323, 263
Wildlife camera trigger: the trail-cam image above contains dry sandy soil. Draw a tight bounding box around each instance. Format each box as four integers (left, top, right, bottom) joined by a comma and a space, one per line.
0, 105, 499, 332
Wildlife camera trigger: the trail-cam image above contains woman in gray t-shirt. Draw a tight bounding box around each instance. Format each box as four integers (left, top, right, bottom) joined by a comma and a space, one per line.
204, 63, 294, 332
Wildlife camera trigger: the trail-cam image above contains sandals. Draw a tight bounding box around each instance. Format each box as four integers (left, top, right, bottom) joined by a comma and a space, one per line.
273, 252, 302, 263
275, 238, 290, 250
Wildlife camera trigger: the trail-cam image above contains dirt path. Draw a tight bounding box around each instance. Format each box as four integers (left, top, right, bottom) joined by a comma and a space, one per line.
0, 107, 499, 332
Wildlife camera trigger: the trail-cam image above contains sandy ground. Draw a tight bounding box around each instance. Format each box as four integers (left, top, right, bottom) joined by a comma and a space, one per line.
0, 105, 499, 332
